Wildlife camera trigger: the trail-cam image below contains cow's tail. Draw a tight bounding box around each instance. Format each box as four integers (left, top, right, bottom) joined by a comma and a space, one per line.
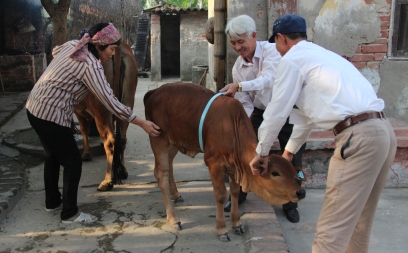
112, 46, 123, 185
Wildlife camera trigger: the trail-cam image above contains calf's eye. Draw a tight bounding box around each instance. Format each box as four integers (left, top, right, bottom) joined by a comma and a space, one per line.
271, 171, 280, 177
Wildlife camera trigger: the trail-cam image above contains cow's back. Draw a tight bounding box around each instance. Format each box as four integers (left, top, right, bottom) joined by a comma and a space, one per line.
144, 83, 214, 155
144, 83, 257, 158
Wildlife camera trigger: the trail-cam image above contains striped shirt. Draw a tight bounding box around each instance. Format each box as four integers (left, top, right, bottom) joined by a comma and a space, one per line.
26, 40, 136, 128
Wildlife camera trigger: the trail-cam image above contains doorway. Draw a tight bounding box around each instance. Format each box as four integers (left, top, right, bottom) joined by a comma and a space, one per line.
160, 14, 180, 77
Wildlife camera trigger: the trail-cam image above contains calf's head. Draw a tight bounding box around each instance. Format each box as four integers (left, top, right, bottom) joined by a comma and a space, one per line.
241, 154, 306, 206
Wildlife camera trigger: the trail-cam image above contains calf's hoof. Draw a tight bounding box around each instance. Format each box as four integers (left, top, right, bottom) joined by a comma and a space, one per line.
173, 196, 184, 203
172, 222, 182, 231
218, 233, 231, 242
233, 225, 245, 235
81, 153, 92, 161
97, 182, 114, 191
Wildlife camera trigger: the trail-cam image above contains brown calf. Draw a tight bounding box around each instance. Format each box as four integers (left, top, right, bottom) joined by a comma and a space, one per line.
144, 83, 305, 241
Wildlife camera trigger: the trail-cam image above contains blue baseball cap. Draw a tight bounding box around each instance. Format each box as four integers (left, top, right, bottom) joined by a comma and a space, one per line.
268, 14, 306, 43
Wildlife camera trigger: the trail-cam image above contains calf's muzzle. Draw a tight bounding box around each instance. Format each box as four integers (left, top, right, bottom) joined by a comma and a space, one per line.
296, 189, 306, 200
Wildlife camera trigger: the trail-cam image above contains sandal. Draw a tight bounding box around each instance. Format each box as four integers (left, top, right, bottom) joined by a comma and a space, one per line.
62, 212, 98, 224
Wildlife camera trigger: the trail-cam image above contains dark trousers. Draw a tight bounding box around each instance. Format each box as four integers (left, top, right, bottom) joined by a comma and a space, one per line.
250, 107, 306, 210
27, 110, 81, 220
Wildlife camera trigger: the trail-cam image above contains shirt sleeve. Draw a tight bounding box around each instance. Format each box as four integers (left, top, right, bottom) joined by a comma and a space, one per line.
256, 58, 304, 156
285, 120, 314, 154
81, 62, 137, 123
240, 45, 280, 92
233, 67, 254, 117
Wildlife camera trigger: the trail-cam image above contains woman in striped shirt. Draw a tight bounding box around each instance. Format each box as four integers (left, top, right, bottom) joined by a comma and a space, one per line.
26, 23, 160, 224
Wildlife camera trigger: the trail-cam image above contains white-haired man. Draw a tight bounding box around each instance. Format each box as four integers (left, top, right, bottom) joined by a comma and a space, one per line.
221, 14, 306, 223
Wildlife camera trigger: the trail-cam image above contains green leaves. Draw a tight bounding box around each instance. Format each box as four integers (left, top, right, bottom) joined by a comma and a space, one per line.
141, 0, 207, 9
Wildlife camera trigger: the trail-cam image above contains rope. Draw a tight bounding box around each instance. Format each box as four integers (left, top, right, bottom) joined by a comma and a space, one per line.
198, 92, 224, 151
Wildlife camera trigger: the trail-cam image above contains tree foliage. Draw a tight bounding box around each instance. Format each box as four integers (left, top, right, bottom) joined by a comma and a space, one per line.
141, 0, 207, 9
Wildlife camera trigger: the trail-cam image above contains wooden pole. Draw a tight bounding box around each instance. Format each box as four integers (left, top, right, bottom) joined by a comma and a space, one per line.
214, 0, 226, 91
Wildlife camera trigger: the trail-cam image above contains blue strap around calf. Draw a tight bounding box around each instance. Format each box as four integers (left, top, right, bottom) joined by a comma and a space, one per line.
199, 92, 225, 152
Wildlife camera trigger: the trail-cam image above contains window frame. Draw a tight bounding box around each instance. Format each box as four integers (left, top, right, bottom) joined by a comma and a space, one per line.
390, 0, 408, 59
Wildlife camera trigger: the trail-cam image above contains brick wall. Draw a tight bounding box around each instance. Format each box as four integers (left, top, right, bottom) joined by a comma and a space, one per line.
347, 0, 391, 69
2, 1, 44, 54
0, 55, 35, 92
180, 11, 209, 81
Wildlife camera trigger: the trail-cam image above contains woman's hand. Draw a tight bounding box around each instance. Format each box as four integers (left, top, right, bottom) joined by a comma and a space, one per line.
132, 117, 161, 137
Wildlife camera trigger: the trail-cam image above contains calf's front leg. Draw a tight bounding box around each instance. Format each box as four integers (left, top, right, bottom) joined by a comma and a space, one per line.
208, 164, 230, 242
229, 176, 245, 235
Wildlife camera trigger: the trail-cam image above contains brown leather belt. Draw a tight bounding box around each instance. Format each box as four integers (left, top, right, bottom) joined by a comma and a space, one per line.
333, 111, 385, 136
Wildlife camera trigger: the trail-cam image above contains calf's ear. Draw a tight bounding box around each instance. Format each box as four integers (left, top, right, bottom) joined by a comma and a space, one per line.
294, 166, 307, 181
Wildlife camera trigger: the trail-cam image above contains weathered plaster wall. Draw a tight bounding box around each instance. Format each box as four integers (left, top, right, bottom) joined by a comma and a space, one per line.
150, 14, 161, 81
180, 12, 208, 82
297, 0, 325, 41
313, 0, 381, 57
378, 58, 408, 125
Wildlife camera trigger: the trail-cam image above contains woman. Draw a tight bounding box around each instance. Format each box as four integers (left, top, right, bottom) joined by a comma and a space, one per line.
26, 23, 160, 224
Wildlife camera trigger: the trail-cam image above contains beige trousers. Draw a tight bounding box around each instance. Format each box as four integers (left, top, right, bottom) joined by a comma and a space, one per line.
312, 118, 397, 253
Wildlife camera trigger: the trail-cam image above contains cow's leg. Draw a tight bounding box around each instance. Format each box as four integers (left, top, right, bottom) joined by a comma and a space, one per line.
168, 145, 182, 202
151, 138, 181, 230
75, 113, 92, 161
207, 163, 230, 241
117, 119, 129, 180
94, 113, 115, 191
229, 176, 245, 235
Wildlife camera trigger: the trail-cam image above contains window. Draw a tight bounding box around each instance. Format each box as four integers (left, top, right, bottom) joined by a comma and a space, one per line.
391, 0, 408, 57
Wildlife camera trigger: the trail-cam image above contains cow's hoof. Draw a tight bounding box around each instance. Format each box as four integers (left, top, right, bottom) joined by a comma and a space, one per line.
97, 182, 113, 191
218, 233, 231, 242
81, 153, 92, 161
173, 196, 184, 203
172, 222, 182, 231
232, 225, 245, 235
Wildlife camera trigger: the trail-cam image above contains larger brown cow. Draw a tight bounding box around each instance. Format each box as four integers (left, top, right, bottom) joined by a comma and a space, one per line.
74, 42, 137, 191
144, 83, 306, 241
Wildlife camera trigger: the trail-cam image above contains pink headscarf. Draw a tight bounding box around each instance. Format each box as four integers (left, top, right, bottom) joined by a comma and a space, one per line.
70, 23, 121, 62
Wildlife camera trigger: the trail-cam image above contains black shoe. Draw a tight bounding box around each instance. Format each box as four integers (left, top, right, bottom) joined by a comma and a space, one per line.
224, 197, 246, 212
284, 208, 300, 223
224, 200, 232, 212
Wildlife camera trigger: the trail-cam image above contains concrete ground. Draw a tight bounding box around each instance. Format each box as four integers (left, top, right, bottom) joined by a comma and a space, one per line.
0, 78, 287, 253
273, 188, 408, 253
1, 77, 407, 252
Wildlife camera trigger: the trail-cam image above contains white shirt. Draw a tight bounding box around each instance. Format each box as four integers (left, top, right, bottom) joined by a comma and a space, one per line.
233, 41, 281, 116
26, 40, 136, 127
256, 40, 384, 156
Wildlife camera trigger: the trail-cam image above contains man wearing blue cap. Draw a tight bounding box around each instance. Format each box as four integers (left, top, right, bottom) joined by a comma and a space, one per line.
221, 14, 306, 223
249, 14, 396, 253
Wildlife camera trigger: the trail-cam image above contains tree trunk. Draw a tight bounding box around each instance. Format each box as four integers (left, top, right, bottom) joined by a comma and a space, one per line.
213, 0, 226, 91
41, 0, 71, 49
